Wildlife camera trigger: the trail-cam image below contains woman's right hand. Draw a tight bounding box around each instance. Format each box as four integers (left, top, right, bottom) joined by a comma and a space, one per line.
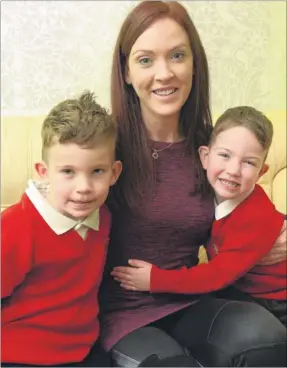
258, 219, 287, 265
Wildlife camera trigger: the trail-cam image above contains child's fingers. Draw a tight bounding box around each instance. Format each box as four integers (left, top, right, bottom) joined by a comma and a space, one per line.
120, 282, 136, 291
112, 272, 133, 282
113, 266, 132, 273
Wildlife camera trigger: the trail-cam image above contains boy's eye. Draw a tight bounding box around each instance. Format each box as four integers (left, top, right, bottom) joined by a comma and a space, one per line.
218, 153, 229, 158
245, 160, 256, 167
138, 57, 152, 66
61, 169, 73, 175
93, 169, 104, 175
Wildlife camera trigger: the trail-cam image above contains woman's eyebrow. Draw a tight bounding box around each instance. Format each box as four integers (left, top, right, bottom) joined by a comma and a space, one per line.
132, 43, 189, 56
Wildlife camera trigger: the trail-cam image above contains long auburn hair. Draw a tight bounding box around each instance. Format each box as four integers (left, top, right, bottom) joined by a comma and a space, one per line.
110, 1, 213, 211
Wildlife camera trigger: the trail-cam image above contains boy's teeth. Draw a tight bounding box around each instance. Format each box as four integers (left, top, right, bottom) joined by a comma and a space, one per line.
154, 89, 175, 96
220, 179, 239, 187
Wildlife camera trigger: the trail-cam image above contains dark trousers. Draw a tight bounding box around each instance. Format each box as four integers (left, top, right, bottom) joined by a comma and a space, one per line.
215, 286, 287, 327
113, 296, 287, 367
1, 340, 112, 367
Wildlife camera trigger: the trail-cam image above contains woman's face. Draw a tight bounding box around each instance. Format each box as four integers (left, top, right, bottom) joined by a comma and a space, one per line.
125, 17, 194, 124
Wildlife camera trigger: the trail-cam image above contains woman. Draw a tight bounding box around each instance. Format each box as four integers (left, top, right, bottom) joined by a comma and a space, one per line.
99, 1, 287, 366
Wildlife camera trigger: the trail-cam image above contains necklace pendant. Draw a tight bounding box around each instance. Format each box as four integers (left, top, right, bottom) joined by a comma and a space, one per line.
152, 151, 159, 159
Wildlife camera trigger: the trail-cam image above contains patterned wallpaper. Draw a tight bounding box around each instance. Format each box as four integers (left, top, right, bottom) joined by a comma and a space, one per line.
1, 0, 286, 116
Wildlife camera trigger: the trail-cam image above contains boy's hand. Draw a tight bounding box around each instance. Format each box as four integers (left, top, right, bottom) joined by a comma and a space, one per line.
111, 260, 152, 291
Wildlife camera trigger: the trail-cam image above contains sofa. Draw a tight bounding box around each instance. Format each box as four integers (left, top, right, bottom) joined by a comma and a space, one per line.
1, 111, 286, 262
1, 111, 286, 367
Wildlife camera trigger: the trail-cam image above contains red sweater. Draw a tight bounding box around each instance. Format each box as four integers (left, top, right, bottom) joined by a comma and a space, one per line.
151, 185, 286, 300
1, 194, 110, 365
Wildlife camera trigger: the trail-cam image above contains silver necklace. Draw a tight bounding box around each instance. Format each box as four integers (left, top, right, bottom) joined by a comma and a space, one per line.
151, 142, 174, 160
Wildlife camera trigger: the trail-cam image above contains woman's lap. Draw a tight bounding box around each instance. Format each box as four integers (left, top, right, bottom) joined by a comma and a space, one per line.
215, 286, 287, 327
170, 296, 287, 366
111, 296, 287, 367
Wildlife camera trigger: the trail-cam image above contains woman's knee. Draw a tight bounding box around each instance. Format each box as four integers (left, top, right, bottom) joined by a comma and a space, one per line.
110, 326, 190, 367
171, 297, 287, 366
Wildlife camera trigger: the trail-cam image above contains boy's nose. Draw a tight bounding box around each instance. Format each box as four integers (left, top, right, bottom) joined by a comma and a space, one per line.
226, 161, 241, 176
76, 177, 92, 193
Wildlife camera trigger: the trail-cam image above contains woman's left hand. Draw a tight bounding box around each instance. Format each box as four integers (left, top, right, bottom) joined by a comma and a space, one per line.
258, 219, 287, 265
111, 259, 152, 291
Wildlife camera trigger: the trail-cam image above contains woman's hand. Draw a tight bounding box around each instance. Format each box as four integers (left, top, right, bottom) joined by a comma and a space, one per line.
258, 219, 287, 265
111, 260, 152, 291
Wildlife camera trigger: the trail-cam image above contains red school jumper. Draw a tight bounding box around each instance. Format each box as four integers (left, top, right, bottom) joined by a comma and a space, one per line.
1, 194, 111, 365
151, 185, 286, 300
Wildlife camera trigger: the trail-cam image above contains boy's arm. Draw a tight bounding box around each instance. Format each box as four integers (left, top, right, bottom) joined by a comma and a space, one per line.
151, 213, 284, 294
1, 207, 33, 298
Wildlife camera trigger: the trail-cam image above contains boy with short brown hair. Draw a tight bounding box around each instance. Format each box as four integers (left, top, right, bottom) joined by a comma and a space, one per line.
1, 91, 122, 366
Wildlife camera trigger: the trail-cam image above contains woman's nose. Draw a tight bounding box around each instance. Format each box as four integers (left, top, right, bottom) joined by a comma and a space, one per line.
154, 60, 174, 81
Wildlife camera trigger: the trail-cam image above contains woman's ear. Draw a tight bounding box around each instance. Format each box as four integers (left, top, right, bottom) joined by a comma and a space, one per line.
125, 67, 131, 84
198, 146, 209, 170
124, 59, 132, 84
35, 161, 48, 179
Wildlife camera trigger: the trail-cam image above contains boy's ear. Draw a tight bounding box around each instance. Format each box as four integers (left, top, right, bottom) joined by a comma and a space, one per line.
110, 160, 122, 186
258, 163, 269, 178
35, 161, 48, 179
198, 146, 209, 170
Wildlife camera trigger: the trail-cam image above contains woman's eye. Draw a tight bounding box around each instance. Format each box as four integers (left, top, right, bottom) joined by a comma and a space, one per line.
172, 52, 185, 60
138, 57, 152, 66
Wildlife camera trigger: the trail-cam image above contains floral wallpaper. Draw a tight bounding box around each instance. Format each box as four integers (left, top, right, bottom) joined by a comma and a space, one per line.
1, 0, 286, 116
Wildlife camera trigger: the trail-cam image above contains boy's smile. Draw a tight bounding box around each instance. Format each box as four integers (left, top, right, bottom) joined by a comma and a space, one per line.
199, 126, 268, 204
36, 141, 121, 220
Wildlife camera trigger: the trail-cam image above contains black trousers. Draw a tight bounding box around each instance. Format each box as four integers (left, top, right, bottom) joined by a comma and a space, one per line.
1, 340, 112, 367
112, 296, 287, 367
215, 286, 287, 327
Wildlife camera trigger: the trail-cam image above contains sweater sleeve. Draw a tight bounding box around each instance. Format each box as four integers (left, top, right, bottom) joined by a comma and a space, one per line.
151, 211, 284, 294
1, 205, 34, 298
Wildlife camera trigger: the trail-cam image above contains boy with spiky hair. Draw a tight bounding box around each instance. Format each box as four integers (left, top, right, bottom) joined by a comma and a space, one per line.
1, 91, 122, 366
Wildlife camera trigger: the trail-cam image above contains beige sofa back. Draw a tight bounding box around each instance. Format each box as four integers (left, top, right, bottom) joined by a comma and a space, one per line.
1, 112, 286, 214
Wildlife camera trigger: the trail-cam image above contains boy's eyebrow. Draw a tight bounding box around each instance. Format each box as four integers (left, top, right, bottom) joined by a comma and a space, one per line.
132, 43, 189, 56
55, 163, 110, 169
243, 156, 261, 161
214, 147, 261, 161
214, 146, 232, 152
55, 164, 74, 168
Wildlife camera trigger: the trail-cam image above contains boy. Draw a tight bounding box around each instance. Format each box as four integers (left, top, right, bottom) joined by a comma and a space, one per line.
1, 91, 122, 366
112, 106, 286, 326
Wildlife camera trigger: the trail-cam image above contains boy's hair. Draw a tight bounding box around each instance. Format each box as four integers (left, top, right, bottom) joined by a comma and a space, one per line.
41, 90, 116, 161
211, 106, 273, 155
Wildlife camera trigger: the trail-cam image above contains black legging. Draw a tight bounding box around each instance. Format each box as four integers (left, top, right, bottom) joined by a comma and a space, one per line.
112, 297, 287, 367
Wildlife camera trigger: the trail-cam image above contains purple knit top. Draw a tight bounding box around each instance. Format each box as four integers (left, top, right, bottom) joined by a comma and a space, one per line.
99, 140, 214, 351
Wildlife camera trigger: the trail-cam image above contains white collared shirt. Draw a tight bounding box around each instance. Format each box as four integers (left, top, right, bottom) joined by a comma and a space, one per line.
214, 186, 255, 220
25, 180, 99, 240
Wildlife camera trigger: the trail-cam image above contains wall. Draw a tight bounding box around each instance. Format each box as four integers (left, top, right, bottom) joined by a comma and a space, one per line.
1, 0, 286, 115
1, 1, 286, 208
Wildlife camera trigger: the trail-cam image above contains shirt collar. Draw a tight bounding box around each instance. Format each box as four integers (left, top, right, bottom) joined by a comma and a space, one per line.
25, 179, 99, 234
214, 186, 255, 220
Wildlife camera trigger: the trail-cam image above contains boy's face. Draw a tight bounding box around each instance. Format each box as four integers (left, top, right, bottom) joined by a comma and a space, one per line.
199, 126, 268, 203
36, 141, 122, 220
